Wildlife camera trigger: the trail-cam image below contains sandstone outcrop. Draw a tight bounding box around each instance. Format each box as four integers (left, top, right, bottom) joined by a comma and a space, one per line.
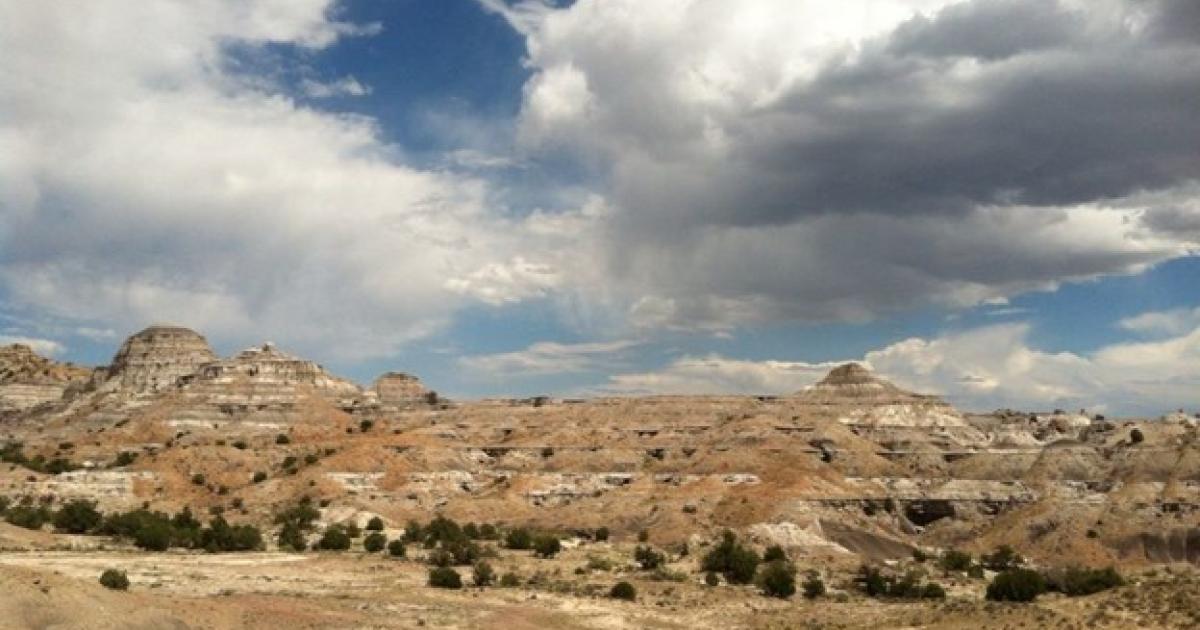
0, 344, 92, 413
796, 363, 968, 429
372, 372, 431, 408
105, 325, 217, 394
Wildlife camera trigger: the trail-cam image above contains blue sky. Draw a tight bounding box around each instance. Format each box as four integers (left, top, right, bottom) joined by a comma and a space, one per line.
2, 0, 1199, 415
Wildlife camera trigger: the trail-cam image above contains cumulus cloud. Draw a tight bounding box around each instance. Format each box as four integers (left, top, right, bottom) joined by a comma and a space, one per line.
600, 319, 1200, 414
461, 339, 639, 375
0, 1, 559, 359
486, 0, 1200, 331
1118, 307, 1200, 337
300, 75, 371, 98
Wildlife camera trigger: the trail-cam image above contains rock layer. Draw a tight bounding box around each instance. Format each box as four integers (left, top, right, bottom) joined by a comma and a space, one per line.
106, 325, 217, 394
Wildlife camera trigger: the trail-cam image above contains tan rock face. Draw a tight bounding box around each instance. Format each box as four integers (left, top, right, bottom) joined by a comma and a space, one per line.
373, 372, 429, 407
106, 325, 218, 394
0, 344, 92, 412
796, 363, 967, 428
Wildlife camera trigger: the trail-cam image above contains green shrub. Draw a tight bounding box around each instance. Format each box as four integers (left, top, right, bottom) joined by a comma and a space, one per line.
317, 525, 352, 551
610, 581, 636, 601
280, 456, 297, 469
763, 544, 787, 563
53, 499, 102, 534
533, 535, 562, 558
912, 548, 928, 563
387, 539, 406, 557
637, 529, 649, 543
594, 526, 609, 542
366, 516, 385, 531
278, 522, 307, 552
499, 572, 521, 588
462, 522, 479, 539
273, 500, 320, 532
1044, 566, 1124, 597
986, 568, 1047, 602
232, 440, 248, 450
275, 434, 290, 445
428, 566, 462, 589
982, 545, 1023, 571
1130, 428, 1144, 444
364, 532, 387, 553
701, 530, 759, 584
504, 527, 533, 550
133, 519, 173, 551
705, 571, 720, 587
6, 505, 51, 530
99, 569, 130, 591
190, 473, 205, 486
303, 453, 319, 466
359, 419, 374, 432
252, 471, 267, 483
634, 545, 666, 571
427, 548, 453, 567
0, 496, 9, 516
114, 451, 137, 467
478, 523, 498, 540
939, 549, 973, 572
199, 516, 262, 552
758, 560, 797, 599
473, 561, 495, 587
921, 582, 947, 599
802, 571, 825, 599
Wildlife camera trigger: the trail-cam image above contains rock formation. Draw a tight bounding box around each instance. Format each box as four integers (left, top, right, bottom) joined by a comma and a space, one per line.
105, 325, 217, 394
0, 344, 92, 413
372, 372, 431, 408
796, 363, 967, 429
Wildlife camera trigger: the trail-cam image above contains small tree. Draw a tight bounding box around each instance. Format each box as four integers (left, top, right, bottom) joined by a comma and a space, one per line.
363, 532, 387, 553
317, 525, 352, 551
533, 535, 562, 558
594, 526, 609, 542
504, 527, 532, 550
758, 561, 797, 599
99, 569, 130, 591
1130, 428, 1144, 444
278, 522, 307, 552
387, 539, 407, 558
763, 544, 787, 563
701, 530, 760, 585
53, 499, 103, 534
938, 549, 973, 572
986, 568, 1046, 602
634, 545, 666, 571
610, 581, 636, 601
428, 566, 463, 589
802, 571, 825, 599
473, 561, 495, 587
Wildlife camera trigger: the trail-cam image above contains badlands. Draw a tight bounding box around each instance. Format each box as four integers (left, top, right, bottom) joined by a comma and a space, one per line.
0, 325, 1198, 629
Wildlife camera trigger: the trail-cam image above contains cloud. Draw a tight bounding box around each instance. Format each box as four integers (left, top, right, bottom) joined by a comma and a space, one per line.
489, 0, 1200, 331
1118, 307, 1200, 337
300, 76, 371, 98
600, 318, 1200, 414
0, 335, 65, 356
461, 339, 639, 375
0, 1, 561, 360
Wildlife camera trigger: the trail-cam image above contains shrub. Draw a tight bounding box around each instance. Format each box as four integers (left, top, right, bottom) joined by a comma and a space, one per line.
857, 565, 888, 597
99, 569, 130, 591
763, 545, 787, 563
199, 516, 262, 552
0, 496, 9, 516
1130, 428, 1144, 444
473, 561, 495, 587
499, 572, 521, 588
6, 505, 51, 530
505, 527, 533, 550
986, 568, 1047, 602
462, 522, 479, 539
635, 545, 666, 571
303, 453, 319, 466
610, 581, 637, 601
190, 474, 206, 486
701, 530, 759, 584
359, 419, 374, 432
428, 566, 462, 589
364, 532, 387, 553
982, 545, 1023, 572
275, 434, 290, 445
637, 529, 649, 543
133, 519, 173, 551
346, 523, 361, 539
478, 523, 498, 540
802, 571, 825, 599
938, 549, 973, 572
705, 572, 720, 587
921, 582, 947, 599
114, 451, 137, 467
232, 440, 248, 450
594, 526, 610, 542
387, 539, 407, 558
427, 548, 453, 567
278, 522, 307, 552
447, 540, 481, 565
758, 560, 797, 599
912, 548, 928, 563
1044, 566, 1124, 597
317, 525, 352, 551
403, 520, 423, 543
586, 555, 614, 571
252, 471, 267, 484
53, 499, 102, 534
365, 516, 385, 531
280, 456, 297, 469
533, 535, 562, 558
273, 500, 319, 532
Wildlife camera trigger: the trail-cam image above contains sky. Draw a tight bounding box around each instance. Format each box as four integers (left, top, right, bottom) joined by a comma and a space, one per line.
1, 0, 1198, 415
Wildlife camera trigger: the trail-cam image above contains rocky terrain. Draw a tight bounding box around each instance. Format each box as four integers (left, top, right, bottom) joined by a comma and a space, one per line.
1, 324, 1198, 629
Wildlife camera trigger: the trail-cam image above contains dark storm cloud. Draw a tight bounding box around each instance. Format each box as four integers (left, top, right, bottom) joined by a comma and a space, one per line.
888, 0, 1082, 60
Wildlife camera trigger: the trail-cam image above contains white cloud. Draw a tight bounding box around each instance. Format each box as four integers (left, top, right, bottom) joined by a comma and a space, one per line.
599, 319, 1200, 415
1118, 306, 1200, 337
300, 76, 371, 98
0, 335, 65, 356
0, 1, 561, 360
461, 339, 639, 375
